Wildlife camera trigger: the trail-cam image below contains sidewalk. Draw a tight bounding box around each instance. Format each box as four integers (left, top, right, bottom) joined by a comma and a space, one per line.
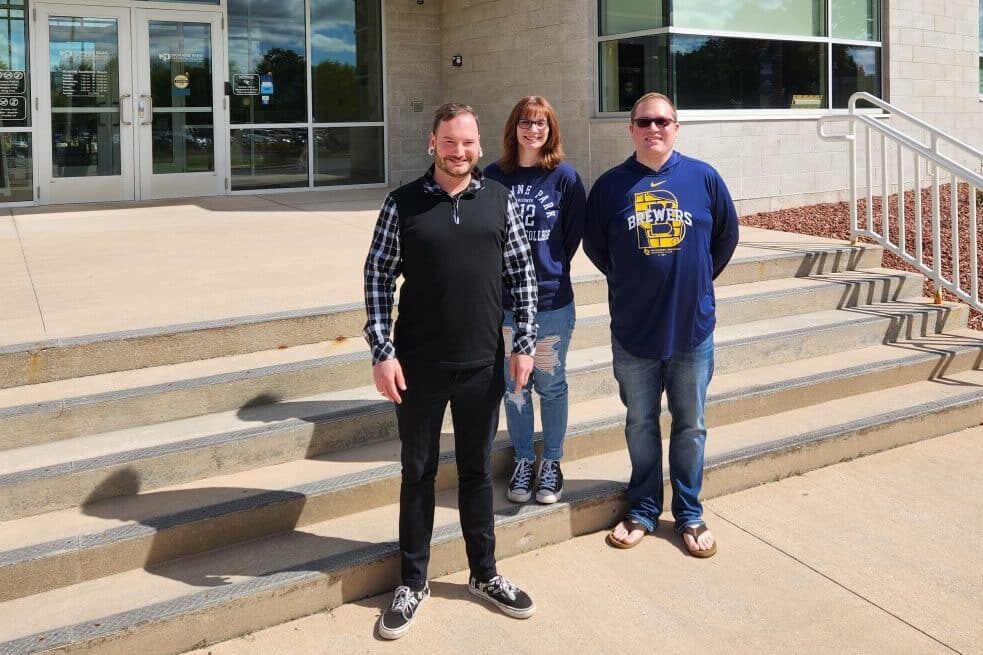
187, 426, 983, 655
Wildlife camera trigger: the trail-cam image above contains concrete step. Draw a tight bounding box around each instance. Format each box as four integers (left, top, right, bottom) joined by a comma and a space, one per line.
3, 329, 980, 598
2, 365, 981, 655
0, 240, 881, 389
0, 269, 927, 448
0, 298, 968, 522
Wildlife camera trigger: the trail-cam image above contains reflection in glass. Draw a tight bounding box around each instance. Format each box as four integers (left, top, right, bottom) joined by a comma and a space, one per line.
311, 0, 382, 123
832, 45, 880, 108
673, 0, 824, 37
48, 17, 122, 177
148, 21, 214, 174
0, 132, 32, 201
51, 111, 121, 177
831, 0, 879, 41
0, 0, 30, 128
672, 36, 825, 110
152, 112, 214, 173
231, 128, 308, 189
599, 0, 665, 36
314, 126, 384, 186
598, 35, 668, 112
228, 0, 307, 124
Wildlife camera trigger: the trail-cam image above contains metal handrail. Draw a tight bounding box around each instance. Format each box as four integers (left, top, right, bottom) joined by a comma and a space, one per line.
817, 92, 981, 313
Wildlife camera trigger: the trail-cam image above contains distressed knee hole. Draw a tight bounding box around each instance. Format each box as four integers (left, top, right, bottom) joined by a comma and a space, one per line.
534, 335, 561, 375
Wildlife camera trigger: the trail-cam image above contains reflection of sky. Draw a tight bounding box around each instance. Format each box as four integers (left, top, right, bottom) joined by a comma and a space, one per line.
228, 0, 306, 72
311, 0, 356, 66
844, 46, 876, 75
674, 0, 818, 36
671, 35, 710, 55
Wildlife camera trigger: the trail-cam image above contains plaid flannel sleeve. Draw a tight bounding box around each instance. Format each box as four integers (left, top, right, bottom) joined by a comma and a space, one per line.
502, 192, 538, 355
362, 194, 402, 364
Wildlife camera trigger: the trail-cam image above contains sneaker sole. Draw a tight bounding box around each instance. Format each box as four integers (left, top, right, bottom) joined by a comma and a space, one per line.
506, 489, 533, 503
536, 489, 562, 504
467, 585, 536, 619
377, 619, 412, 640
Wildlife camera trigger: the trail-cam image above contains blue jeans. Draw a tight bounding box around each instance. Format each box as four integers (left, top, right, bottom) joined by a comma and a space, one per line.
611, 332, 714, 533
502, 302, 576, 462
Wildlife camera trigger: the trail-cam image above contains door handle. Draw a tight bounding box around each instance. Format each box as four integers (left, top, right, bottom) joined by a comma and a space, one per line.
120, 93, 132, 125
138, 94, 153, 126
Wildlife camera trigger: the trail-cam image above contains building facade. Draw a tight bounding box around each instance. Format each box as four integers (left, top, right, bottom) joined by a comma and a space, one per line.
0, 0, 979, 212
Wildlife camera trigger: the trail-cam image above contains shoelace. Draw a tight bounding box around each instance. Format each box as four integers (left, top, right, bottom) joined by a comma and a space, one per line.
390, 586, 415, 616
511, 460, 533, 489
487, 575, 518, 600
539, 460, 558, 489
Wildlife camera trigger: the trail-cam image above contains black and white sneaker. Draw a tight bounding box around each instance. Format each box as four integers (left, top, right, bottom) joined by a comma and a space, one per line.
536, 458, 563, 504
377, 583, 429, 640
506, 458, 535, 503
468, 574, 535, 619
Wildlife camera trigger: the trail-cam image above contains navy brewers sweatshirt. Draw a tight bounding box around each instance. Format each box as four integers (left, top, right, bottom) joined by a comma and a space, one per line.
583, 151, 739, 360
484, 161, 586, 311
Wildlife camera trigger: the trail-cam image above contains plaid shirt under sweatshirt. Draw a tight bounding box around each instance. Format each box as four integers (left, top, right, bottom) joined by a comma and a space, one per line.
363, 167, 538, 366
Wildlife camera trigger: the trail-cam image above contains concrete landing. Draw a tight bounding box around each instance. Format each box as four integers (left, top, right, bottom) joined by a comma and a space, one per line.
185, 425, 983, 655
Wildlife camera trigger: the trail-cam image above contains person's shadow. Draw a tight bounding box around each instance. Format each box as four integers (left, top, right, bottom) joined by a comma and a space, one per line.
81, 469, 387, 588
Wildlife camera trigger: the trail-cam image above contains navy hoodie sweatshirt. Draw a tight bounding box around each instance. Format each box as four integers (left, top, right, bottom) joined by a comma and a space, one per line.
485, 161, 586, 311
583, 151, 739, 360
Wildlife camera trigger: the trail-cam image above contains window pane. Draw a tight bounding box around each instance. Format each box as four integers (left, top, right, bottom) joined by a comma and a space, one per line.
832, 44, 880, 108
0, 0, 30, 128
598, 35, 668, 112
599, 0, 665, 36
673, 0, 825, 37
135, 0, 220, 4
831, 0, 879, 40
228, 0, 307, 124
311, 0, 382, 122
230, 128, 308, 190
0, 132, 32, 201
314, 126, 384, 186
672, 35, 826, 109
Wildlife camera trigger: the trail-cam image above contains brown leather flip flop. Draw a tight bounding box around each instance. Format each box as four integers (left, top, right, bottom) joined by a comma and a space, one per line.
682, 524, 717, 558
606, 517, 649, 549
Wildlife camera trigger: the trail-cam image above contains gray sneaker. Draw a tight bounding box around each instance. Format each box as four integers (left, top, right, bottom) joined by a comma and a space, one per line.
378, 583, 429, 640
507, 458, 535, 503
536, 458, 563, 504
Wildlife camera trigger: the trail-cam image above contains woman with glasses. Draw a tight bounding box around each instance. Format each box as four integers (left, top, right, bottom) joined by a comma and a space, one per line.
485, 96, 586, 505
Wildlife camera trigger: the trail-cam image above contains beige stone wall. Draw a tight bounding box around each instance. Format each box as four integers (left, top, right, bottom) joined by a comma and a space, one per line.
384, 1, 443, 187
437, 0, 593, 180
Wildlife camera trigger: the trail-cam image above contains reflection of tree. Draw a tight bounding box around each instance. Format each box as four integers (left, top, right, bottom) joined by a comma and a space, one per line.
673, 37, 821, 109
832, 46, 878, 108
313, 59, 357, 122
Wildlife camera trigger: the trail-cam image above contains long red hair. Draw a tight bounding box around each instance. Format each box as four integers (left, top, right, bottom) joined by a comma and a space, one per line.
496, 96, 565, 174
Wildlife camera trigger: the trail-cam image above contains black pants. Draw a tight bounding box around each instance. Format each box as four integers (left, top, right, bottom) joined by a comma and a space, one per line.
395, 361, 504, 589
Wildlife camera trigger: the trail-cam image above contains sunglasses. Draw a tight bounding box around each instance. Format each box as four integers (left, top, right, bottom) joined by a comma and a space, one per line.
518, 119, 548, 129
633, 116, 676, 128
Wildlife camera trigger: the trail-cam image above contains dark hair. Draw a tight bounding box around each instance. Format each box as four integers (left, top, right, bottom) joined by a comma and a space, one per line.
497, 96, 565, 174
431, 102, 479, 134
629, 92, 677, 122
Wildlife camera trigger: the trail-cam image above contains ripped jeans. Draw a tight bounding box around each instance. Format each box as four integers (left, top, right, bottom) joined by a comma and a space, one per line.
502, 302, 576, 462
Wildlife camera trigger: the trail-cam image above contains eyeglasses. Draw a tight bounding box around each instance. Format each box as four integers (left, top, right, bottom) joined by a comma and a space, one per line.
518, 119, 548, 130
632, 116, 676, 129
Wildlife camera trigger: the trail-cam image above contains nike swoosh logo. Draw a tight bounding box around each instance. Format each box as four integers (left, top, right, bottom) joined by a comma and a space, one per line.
650, 180, 666, 188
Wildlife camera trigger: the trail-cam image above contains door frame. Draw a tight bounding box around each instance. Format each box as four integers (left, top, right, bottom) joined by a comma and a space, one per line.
33, 1, 228, 205
132, 7, 227, 200
35, 3, 136, 204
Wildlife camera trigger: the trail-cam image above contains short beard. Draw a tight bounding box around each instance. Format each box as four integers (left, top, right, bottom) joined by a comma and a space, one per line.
434, 154, 473, 179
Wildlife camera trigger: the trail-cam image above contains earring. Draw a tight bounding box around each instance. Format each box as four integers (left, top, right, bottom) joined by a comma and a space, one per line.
478, 148, 483, 157
427, 146, 435, 156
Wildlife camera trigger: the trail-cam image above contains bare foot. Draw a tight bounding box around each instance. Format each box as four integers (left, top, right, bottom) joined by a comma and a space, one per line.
682, 524, 716, 557
608, 519, 647, 548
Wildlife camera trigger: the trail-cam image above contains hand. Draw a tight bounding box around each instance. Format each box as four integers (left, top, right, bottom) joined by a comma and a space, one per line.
373, 358, 406, 404
509, 353, 534, 390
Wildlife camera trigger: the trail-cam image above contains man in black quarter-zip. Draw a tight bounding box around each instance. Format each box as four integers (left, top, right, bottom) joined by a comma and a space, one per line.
363, 102, 539, 640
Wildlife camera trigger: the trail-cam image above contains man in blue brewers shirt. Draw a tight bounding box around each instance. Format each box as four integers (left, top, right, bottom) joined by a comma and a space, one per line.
584, 92, 739, 556
363, 102, 539, 639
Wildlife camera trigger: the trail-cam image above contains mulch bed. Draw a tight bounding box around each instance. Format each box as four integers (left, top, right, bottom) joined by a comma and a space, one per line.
740, 183, 983, 331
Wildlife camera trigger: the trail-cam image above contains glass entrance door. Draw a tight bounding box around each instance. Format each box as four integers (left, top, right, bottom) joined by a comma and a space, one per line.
37, 5, 134, 203
134, 9, 225, 199
36, 5, 225, 204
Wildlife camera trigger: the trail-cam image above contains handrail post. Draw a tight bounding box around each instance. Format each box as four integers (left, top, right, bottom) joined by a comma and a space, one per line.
930, 134, 942, 304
